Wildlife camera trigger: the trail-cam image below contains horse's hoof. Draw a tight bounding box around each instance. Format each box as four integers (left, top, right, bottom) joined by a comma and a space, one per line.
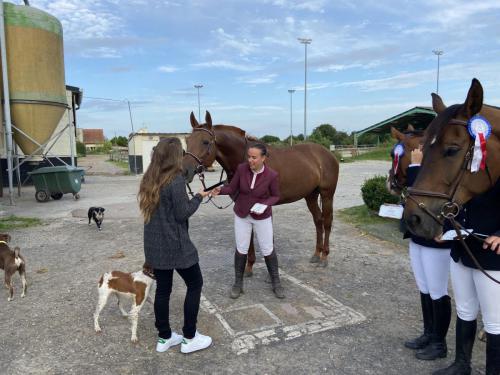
309, 255, 320, 263
318, 259, 328, 268
244, 270, 253, 277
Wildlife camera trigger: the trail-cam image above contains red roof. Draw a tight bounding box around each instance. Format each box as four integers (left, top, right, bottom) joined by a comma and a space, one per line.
82, 129, 105, 144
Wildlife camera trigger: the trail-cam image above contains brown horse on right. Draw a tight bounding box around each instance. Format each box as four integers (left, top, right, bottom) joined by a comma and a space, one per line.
183, 111, 339, 271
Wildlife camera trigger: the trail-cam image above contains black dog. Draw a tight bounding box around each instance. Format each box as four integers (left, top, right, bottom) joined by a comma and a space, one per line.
88, 207, 105, 231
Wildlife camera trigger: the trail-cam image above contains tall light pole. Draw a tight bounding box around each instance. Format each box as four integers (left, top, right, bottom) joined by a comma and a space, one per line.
126, 99, 137, 175
194, 84, 203, 121
298, 38, 311, 140
432, 50, 443, 94
288, 89, 295, 146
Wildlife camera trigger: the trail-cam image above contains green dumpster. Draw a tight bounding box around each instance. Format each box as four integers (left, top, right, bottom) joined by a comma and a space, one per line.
28, 166, 85, 202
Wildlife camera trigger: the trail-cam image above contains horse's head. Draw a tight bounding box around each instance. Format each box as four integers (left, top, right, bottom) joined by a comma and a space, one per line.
404, 78, 500, 239
387, 124, 424, 195
182, 111, 218, 183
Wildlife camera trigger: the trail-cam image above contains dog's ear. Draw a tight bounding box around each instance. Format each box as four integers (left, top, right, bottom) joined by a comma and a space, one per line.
101, 208, 105, 212
0, 233, 10, 242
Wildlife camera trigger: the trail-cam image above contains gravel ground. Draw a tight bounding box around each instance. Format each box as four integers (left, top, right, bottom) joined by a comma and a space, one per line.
0, 160, 488, 375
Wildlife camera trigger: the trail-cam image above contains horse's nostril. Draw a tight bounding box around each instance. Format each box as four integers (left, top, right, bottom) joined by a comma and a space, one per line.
410, 214, 421, 227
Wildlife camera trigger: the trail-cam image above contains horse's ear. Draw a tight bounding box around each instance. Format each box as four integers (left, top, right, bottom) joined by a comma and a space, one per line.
205, 111, 212, 129
190, 112, 200, 128
406, 124, 415, 132
432, 93, 446, 114
391, 126, 404, 141
462, 78, 483, 117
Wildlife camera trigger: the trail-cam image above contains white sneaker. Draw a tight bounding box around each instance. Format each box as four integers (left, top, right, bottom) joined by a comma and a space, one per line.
156, 332, 183, 352
180, 331, 212, 354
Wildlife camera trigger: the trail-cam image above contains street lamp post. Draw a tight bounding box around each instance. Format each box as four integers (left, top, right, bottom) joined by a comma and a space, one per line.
194, 84, 203, 121
126, 99, 137, 175
298, 37, 311, 140
432, 50, 443, 94
288, 89, 295, 146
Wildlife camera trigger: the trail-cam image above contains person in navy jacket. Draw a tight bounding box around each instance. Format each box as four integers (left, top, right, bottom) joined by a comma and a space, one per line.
433, 179, 500, 375
212, 142, 282, 299
403, 148, 452, 362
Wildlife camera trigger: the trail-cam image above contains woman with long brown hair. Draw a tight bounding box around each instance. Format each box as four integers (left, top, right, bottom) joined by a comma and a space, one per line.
138, 137, 213, 354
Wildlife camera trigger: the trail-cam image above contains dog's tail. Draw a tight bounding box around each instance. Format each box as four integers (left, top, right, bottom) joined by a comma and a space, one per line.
14, 247, 23, 267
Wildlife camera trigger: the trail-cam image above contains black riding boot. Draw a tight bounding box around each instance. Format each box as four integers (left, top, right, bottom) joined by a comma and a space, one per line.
264, 251, 285, 299
230, 251, 247, 299
416, 295, 451, 360
432, 317, 476, 375
486, 332, 500, 375
405, 292, 433, 349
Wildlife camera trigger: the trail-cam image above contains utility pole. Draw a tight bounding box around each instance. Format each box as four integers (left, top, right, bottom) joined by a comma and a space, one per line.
298, 38, 312, 140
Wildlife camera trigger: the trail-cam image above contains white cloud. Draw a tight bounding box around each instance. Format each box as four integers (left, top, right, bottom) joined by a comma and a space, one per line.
80, 47, 121, 58
157, 65, 178, 73
238, 74, 277, 85
213, 28, 259, 56
191, 60, 263, 72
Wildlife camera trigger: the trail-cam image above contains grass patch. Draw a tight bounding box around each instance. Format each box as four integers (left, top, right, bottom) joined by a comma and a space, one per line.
341, 145, 392, 162
107, 159, 131, 174
338, 205, 406, 247
0, 215, 43, 231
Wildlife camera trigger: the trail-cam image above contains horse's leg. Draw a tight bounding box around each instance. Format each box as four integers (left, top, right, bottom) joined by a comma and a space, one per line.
305, 191, 324, 263
244, 233, 256, 277
319, 189, 334, 267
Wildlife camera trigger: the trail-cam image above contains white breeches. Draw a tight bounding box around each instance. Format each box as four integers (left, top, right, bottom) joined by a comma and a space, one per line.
450, 259, 500, 334
234, 214, 274, 256
409, 240, 451, 300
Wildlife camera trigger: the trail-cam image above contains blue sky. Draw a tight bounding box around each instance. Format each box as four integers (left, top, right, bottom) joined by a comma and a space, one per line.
29, 0, 500, 139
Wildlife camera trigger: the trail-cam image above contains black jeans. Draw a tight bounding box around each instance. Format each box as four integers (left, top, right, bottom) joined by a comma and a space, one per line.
154, 263, 203, 340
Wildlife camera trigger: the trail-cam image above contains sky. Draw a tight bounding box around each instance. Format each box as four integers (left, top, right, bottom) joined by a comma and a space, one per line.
27, 0, 500, 139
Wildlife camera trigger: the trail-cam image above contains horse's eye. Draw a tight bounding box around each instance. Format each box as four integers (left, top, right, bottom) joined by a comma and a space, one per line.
202, 140, 210, 146
444, 146, 460, 157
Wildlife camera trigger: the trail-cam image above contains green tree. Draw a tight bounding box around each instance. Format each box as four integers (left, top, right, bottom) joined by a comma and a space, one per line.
260, 135, 281, 144
110, 136, 128, 147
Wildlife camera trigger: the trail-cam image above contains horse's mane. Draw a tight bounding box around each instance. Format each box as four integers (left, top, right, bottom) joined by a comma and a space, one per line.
213, 124, 258, 141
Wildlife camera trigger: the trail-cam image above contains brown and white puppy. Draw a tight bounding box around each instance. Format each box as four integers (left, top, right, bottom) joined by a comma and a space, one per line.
94, 263, 155, 343
0, 233, 27, 301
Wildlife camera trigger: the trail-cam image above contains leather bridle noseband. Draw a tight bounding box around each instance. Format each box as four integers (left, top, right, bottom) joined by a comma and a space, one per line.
404, 118, 500, 284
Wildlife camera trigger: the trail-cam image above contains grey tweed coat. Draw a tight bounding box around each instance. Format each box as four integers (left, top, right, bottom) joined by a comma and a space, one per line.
144, 174, 202, 270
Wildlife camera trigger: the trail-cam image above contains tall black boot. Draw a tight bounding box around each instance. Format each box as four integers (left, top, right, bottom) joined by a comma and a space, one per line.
432, 317, 476, 375
264, 250, 285, 299
486, 332, 500, 375
405, 292, 433, 349
230, 251, 247, 299
416, 295, 451, 360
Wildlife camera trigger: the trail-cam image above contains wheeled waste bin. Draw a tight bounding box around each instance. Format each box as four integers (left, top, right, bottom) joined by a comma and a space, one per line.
28, 166, 85, 202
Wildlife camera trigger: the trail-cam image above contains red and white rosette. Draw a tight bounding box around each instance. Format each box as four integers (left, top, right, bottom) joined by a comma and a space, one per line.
467, 115, 491, 173
392, 143, 404, 174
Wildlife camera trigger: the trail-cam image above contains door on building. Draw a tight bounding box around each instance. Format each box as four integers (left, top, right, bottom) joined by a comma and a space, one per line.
142, 140, 157, 173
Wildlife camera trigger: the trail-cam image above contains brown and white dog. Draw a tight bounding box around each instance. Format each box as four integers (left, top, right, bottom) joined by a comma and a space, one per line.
0, 233, 27, 301
94, 263, 155, 343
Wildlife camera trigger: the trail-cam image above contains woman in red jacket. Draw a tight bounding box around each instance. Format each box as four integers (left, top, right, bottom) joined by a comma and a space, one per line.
213, 142, 282, 299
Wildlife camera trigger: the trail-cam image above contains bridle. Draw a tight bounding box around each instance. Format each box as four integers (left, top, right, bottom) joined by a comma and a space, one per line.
184, 127, 217, 176
404, 118, 499, 284
184, 127, 248, 209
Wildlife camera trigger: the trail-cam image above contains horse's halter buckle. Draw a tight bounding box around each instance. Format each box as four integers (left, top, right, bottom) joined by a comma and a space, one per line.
441, 201, 460, 219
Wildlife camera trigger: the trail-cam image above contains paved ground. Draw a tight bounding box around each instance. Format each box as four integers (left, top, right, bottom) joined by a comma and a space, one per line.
78, 154, 128, 176
0, 160, 488, 374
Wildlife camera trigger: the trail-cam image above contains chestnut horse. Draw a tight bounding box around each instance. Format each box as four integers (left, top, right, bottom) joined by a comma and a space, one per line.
387, 125, 424, 196
404, 78, 500, 239
182, 111, 339, 274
